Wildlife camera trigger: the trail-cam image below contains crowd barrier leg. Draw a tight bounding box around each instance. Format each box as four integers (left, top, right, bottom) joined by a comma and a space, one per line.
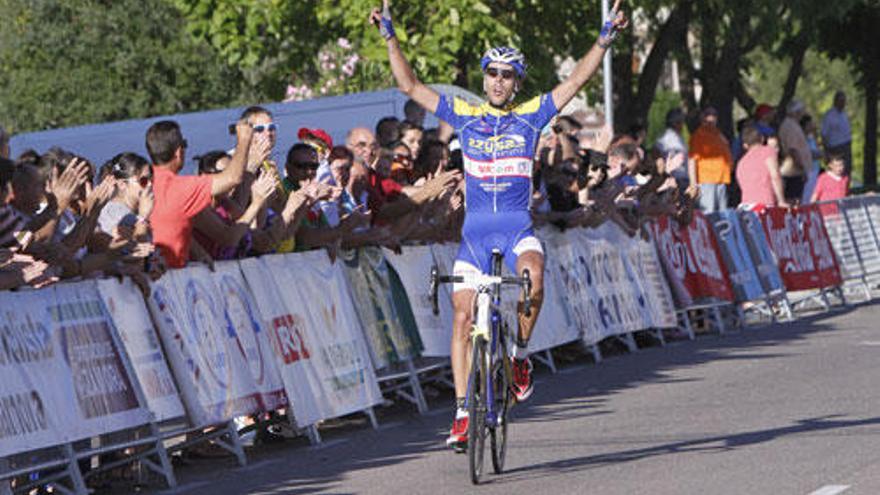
1, 458, 12, 495
405, 358, 429, 414
579, 339, 603, 363
712, 306, 726, 334
532, 349, 557, 373
365, 407, 379, 430
615, 333, 639, 353
63, 443, 88, 495
676, 310, 696, 340
210, 421, 247, 467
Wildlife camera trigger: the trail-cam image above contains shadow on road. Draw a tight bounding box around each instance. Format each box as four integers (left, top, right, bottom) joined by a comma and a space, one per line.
150, 301, 878, 494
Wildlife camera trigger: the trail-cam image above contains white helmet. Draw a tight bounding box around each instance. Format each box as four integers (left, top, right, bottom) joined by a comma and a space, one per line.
481, 46, 526, 78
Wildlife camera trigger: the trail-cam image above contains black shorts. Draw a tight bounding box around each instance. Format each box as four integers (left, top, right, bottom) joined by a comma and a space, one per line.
783, 176, 805, 203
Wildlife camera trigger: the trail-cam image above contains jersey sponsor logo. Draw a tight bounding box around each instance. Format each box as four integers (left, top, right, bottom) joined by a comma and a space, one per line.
467, 134, 527, 155
465, 158, 531, 178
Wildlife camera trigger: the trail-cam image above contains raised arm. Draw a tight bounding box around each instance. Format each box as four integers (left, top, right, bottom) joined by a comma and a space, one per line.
211, 121, 258, 197
551, 0, 628, 111
370, 0, 439, 112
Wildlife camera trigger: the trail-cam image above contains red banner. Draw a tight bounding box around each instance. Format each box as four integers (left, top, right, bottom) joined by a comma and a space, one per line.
758, 205, 842, 291
649, 211, 735, 307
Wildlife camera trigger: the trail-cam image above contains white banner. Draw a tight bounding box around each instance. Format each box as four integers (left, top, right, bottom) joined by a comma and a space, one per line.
97, 278, 185, 422
383, 246, 453, 357
0, 281, 151, 458
427, 237, 576, 354
147, 266, 262, 427
243, 251, 382, 425
546, 224, 677, 345
211, 262, 288, 412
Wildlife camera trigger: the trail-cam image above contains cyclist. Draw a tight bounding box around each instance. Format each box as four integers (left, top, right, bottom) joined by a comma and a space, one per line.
370, 0, 628, 450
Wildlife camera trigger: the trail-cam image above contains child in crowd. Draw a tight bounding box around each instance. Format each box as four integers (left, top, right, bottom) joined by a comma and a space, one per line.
810, 152, 849, 203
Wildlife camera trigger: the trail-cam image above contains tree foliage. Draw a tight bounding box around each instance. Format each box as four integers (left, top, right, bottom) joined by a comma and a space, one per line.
0, 0, 239, 133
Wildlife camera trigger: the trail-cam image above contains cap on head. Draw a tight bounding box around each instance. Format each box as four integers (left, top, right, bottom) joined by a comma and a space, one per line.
298, 127, 333, 149
481, 46, 526, 78
755, 103, 774, 121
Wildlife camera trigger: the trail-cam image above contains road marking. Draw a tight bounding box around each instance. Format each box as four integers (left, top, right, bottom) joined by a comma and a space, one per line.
860, 341, 880, 346
808, 485, 850, 495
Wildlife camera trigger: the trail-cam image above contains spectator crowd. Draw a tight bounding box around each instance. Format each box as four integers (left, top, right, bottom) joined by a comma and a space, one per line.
0, 89, 854, 293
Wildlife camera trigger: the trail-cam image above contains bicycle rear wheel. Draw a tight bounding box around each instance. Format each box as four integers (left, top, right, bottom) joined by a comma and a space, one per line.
468, 337, 488, 485
491, 323, 513, 474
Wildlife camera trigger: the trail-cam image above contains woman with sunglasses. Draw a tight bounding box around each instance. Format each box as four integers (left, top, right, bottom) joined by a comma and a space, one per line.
98, 152, 154, 240
371, 0, 629, 450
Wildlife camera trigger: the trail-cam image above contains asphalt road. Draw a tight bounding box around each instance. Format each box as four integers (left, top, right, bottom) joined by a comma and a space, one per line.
143, 301, 880, 495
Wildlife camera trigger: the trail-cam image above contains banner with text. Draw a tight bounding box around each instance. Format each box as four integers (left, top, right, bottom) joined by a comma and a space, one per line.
708, 211, 767, 302
737, 210, 786, 295
242, 251, 382, 425
758, 205, 842, 291
341, 247, 421, 369
383, 246, 454, 357
649, 212, 735, 307
97, 278, 185, 422
0, 281, 150, 458
147, 266, 262, 427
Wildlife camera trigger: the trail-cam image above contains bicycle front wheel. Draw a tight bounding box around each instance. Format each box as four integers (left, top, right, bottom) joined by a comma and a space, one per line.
491, 350, 512, 474
468, 337, 488, 485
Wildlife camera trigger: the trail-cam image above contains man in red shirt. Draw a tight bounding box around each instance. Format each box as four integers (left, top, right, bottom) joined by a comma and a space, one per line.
147, 120, 257, 268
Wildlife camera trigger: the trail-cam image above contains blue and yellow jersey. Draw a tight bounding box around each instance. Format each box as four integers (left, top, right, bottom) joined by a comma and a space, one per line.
434, 93, 558, 213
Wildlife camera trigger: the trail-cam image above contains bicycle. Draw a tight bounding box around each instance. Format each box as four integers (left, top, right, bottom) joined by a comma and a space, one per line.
430, 249, 532, 484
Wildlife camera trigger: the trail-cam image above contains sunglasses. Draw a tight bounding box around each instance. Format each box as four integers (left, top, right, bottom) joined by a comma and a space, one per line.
295, 161, 320, 170
394, 154, 412, 164
136, 175, 152, 188
561, 169, 578, 178
252, 123, 277, 133
485, 67, 516, 81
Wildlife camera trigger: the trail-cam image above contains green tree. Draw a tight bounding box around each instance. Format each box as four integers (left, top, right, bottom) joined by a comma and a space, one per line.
0, 0, 239, 133
818, 1, 880, 187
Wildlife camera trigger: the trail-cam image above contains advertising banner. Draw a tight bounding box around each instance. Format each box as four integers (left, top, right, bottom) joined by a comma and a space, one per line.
211, 262, 288, 412
649, 212, 735, 306
341, 247, 420, 369
708, 211, 767, 302
147, 266, 261, 427
97, 278, 185, 422
383, 246, 454, 357
737, 210, 786, 294
0, 282, 150, 457
240, 255, 326, 427
758, 205, 842, 291
245, 251, 382, 424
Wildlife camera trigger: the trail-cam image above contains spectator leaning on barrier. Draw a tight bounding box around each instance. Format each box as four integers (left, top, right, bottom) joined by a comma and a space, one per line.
736, 125, 788, 209
192, 151, 278, 261
821, 90, 852, 176
811, 152, 849, 204
689, 106, 733, 213
778, 100, 812, 204
147, 119, 257, 268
